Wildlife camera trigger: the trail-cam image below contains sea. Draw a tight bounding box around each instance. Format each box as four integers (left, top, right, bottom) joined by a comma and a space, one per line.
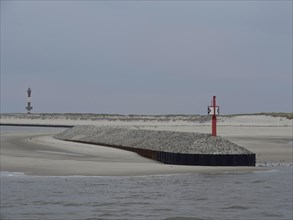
0, 126, 292, 220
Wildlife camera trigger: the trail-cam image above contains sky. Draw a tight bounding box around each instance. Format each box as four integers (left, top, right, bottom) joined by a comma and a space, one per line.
1, 1, 292, 115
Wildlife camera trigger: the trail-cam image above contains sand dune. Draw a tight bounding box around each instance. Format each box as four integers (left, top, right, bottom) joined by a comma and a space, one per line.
1, 113, 292, 127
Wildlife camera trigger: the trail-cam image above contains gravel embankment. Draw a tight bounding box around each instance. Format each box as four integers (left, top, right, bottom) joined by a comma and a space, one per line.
55, 126, 253, 155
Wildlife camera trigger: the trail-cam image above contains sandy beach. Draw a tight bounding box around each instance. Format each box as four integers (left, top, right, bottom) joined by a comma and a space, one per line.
0, 114, 292, 176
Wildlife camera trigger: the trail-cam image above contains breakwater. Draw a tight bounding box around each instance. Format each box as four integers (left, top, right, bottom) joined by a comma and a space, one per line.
55, 126, 255, 166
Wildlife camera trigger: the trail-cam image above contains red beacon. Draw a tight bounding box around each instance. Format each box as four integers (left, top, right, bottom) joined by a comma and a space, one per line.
208, 96, 219, 136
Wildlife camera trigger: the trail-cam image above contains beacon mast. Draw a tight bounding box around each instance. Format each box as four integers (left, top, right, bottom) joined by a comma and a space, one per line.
26, 88, 33, 114
208, 96, 219, 136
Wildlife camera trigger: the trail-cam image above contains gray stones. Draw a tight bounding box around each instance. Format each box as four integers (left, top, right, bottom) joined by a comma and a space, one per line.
55, 126, 254, 155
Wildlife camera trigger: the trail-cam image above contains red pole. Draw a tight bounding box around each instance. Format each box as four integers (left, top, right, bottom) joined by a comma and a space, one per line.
212, 96, 217, 136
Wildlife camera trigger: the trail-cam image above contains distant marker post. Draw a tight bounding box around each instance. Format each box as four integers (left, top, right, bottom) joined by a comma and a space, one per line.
26, 88, 33, 114
208, 96, 219, 136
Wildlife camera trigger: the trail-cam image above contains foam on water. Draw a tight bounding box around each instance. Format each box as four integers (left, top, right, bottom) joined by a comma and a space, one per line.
0, 171, 192, 179
252, 169, 280, 174
0, 171, 26, 177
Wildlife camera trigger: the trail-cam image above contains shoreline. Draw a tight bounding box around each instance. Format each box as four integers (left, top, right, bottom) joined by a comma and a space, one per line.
1, 114, 292, 176
0, 129, 264, 176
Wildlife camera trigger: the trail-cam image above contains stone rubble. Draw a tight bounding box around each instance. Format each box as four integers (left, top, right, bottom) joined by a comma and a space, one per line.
55, 125, 254, 155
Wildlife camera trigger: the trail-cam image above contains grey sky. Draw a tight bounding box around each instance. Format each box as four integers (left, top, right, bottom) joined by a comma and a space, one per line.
1, 1, 292, 114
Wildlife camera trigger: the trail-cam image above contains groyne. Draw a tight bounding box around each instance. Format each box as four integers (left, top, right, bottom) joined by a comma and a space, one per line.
55, 126, 256, 166
0, 123, 73, 128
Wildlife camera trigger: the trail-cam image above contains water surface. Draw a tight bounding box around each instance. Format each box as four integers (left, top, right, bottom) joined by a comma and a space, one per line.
1, 169, 292, 220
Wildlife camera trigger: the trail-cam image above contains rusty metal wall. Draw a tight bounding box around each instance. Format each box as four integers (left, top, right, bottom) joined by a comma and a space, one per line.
67, 140, 255, 166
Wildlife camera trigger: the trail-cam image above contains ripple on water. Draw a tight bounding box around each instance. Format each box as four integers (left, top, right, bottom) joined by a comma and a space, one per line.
163, 217, 210, 220
1, 168, 292, 220
221, 205, 249, 210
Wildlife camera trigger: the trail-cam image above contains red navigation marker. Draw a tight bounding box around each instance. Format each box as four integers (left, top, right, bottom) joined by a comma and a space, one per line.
208, 96, 219, 136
